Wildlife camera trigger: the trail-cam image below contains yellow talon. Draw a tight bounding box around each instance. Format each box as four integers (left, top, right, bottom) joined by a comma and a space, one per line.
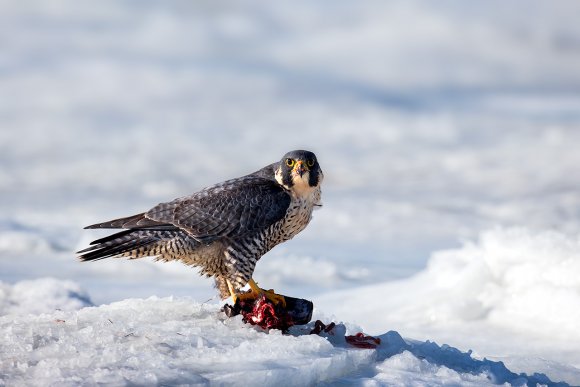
226, 279, 239, 303
248, 279, 286, 307
227, 279, 286, 307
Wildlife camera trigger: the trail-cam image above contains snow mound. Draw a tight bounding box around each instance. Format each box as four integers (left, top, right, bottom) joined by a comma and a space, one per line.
320, 228, 580, 341
426, 227, 580, 336
0, 278, 92, 316
0, 281, 569, 386
317, 227, 580, 385
1, 296, 374, 386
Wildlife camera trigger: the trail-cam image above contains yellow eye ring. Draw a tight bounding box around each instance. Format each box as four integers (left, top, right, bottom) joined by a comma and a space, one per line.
307, 159, 315, 167
285, 158, 295, 167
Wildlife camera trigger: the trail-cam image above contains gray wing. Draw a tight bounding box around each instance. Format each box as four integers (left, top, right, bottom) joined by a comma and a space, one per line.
84, 213, 174, 230
145, 176, 291, 243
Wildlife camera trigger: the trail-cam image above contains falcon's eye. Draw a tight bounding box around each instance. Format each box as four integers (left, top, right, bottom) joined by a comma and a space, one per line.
307, 159, 315, 167
285, 158, 295, 167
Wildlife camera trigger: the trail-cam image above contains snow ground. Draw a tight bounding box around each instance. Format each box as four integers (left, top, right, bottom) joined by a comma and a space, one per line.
318, 228, 580, 385
2, 0, 580, 385
2, 229, 579, 385
0, 281, 570, 386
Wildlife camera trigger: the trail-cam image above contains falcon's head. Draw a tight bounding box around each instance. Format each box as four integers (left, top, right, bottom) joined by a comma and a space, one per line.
275, 150, 323, 195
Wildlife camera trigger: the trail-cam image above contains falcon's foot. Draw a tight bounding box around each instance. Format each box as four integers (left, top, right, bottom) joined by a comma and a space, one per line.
222, 288, 314, 331
232, 279, 286, 308
250, 279, 287, 308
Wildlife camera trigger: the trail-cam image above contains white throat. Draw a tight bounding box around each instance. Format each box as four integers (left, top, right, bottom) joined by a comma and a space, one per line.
275, 167, 317, 199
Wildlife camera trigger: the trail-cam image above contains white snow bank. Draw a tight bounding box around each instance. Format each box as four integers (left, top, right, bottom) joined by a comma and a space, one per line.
319, 227, 580, 337
317, 227, 580, 384
0, 279, 569, 386
0, 278, 92, 316
430, 227, 580, 339
0, 294, 373, 386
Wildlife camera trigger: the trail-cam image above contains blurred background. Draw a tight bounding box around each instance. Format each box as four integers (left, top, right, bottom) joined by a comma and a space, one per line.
1, 0, 580, 304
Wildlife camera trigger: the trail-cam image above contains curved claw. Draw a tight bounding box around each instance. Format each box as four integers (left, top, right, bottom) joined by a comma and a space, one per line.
261, 288, 287, 308
228, 279, 286, 308
248, 279, 286, 307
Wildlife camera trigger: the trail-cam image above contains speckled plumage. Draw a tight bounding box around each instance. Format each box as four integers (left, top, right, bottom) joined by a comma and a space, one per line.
78, 150, 323, 299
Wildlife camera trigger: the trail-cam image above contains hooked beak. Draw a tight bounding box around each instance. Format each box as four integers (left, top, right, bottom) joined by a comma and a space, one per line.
294, 160, 309, 177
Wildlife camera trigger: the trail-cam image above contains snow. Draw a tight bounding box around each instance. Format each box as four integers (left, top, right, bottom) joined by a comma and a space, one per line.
0, 282, 567, 386
0, 291, 373, 385
2, 0, 580, 385
319, 228, 580, 339
2, 227, 579, 386
318, 228, 580, 384
0, 278, 92, 316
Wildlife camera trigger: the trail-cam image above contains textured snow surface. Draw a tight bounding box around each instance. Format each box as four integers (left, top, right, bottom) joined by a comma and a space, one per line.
0, 296, 365, 386
318, 228, 580, 385
0, 285, 567, 386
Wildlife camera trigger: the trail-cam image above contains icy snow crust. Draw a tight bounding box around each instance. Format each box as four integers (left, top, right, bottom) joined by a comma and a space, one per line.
0, 287, 564, 386
1, 296, 369, 386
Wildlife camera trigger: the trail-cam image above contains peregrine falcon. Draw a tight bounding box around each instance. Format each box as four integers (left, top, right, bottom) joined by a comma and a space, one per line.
77, 150, 323, 305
